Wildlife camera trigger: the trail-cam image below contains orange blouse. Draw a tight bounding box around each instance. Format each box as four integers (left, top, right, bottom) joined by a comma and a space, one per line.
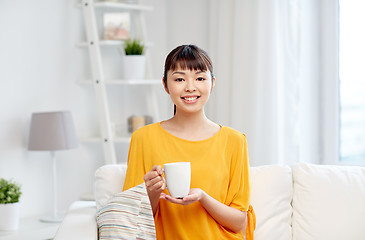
123, 122, 255, 239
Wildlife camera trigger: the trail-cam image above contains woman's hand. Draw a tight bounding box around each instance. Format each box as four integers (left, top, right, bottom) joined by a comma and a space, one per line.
161, 188, 247, 233
144, 165, 166, 215
160, 188, 204, 205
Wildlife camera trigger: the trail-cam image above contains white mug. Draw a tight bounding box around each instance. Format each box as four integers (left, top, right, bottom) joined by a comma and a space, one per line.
163, 162, 191, 198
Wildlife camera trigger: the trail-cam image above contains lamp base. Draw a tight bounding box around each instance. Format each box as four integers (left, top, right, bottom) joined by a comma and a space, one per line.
40, 215, 63, 223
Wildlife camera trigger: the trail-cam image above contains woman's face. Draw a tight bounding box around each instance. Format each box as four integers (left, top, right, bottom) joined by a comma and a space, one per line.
164, 66, 214, 115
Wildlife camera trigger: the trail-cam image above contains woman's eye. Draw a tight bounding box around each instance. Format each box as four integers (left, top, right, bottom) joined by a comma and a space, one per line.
175, 78, 184, 82
197, 77, 205, 81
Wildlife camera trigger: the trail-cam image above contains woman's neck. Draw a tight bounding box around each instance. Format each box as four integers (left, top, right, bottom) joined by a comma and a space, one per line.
171, 110, 209, 130
161, 110, 220, 141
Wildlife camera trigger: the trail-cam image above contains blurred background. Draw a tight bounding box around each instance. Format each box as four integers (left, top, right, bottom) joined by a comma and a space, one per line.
0, 0, 364, 219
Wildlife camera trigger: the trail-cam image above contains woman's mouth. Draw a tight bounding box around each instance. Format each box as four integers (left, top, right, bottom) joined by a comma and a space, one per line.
181, 96, 200, 103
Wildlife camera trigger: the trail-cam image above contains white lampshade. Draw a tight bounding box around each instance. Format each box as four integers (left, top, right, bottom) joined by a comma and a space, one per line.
28, 111, 78, 151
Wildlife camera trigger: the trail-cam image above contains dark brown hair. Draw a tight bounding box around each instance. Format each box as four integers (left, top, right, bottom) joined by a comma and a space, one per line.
163, 45, 214, 114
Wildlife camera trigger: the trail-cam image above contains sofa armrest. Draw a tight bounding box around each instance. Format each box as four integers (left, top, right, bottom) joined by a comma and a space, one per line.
54, 201, 97, 240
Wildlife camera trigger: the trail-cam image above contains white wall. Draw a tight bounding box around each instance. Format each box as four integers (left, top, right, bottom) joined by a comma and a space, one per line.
165, 0, 210, 50
0, 0, 210, 218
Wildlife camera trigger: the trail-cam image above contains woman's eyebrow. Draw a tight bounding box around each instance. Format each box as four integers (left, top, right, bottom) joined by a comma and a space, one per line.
171, 70, 206, 75
172, 71, 186, 75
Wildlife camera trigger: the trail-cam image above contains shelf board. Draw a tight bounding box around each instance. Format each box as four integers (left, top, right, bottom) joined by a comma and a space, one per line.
76, 40, 153, 47
94, 1, 153, 11
77, 79, 162, 85
80, 136, 131, 143
75, 1, 153, 11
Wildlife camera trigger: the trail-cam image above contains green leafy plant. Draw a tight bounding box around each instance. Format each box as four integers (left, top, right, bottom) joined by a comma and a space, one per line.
0, 178, 22, 204
123, 39, 144, 55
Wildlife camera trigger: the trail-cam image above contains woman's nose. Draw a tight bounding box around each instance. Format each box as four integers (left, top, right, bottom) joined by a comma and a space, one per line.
185, 80, 196, 92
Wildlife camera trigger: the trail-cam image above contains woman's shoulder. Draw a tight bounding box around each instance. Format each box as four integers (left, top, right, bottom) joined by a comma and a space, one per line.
220, 126, 247, 143
221, 126, 246, 137
219, 126, 248, 153
131, 122, 162, 139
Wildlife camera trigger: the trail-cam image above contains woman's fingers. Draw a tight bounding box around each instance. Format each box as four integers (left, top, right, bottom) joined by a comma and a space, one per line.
162, 188, 201, 205
144, 165, 166, 192
149, 176, 165, 190
144, 170, 158, 182
151, 165, 164, 175
144, 165, 163, 179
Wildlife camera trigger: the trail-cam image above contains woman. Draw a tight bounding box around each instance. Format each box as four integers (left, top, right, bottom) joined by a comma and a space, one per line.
123, 45, 255, 239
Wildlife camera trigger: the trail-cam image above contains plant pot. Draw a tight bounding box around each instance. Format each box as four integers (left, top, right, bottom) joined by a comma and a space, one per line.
0, 202, 20, 231
121, 55, 146, 80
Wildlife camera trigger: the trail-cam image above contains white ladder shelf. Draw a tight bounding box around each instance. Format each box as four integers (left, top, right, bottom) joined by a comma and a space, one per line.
79, 0, 157, 164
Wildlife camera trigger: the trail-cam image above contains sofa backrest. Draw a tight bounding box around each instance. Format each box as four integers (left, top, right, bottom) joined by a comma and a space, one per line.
94, 164, 127, 210
250, 165, 293, 240
292, 163, 365, 240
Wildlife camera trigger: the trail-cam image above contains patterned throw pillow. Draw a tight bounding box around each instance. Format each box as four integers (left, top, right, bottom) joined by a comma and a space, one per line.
96, 183, 156, 240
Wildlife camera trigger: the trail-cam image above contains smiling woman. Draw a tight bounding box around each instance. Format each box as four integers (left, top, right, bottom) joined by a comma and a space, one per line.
123, 44, 256, 239
164, 68, 213, 116
163, 45, 215, 115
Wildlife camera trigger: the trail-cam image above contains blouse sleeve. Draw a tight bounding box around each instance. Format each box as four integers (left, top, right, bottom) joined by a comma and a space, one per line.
226, 133, 251, 212
123, 131, 146, 191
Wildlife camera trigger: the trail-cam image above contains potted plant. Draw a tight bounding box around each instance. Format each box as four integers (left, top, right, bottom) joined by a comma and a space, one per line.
121, 39, 146, 80
0, 178, 22, 231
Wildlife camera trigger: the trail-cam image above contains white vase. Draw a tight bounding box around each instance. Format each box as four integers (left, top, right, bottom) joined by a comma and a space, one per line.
0, 202, 20, 231
121, 55, 146, 80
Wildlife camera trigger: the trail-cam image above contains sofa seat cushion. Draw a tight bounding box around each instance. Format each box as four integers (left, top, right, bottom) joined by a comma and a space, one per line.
292, 163, 365, 240
250, 165, 293, 240
54, 201, 97, 240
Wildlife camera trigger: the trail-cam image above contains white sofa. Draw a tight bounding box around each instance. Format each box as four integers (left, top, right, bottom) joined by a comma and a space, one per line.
54, 163, 365, 240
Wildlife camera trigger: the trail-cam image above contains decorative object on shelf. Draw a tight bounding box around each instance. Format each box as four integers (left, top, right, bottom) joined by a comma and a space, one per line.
121, 39, 146, 79
104, 12, 130, 40
0, 178, 22, 231
128, 115, 152, 133
28, 111, 78, 223
124, 39, 144, 55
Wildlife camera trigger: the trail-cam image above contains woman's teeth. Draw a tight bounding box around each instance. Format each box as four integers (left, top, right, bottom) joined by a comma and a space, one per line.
184, 97, 198, 101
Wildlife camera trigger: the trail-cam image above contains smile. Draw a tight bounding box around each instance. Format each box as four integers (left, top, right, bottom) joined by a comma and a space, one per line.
181, 96, 200, 103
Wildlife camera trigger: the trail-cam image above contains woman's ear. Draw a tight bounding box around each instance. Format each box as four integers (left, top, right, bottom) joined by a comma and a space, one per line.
162, 77, 169, 94
211, 77, 216, 92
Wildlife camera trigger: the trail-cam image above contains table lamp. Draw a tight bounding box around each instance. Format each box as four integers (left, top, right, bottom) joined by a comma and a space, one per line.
28, 111, 78, 223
